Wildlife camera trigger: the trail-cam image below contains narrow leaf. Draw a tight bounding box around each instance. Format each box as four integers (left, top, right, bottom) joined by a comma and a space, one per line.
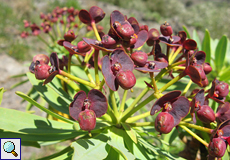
215, 35, 228, 71
16, 91, 74, 124
0, 87, 4, 106
202, 29, 211, 63
10, 79, 29, 89
192, 30, 201, 50
182, 26, 191, 39
121, 123, 137, 143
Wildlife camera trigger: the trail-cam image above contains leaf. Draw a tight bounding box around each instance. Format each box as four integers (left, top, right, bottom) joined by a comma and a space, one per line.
37, 146, 73, 160
71, 134, 109, 160
107, 127, 135, 160
123, 129, 154, 159
16, 91, 74, 124
182, 26, 191, 39
121, 123, 137, 143
0, 107, 76, 134
192, 30, 201, 50
215, 35, 228, 71
219, 68, 230, 81
202, 29, 211, 63
27, 72, 72, 114
10, 79, 29, 89
0, 87, 4, 106
104, 144, 120, 160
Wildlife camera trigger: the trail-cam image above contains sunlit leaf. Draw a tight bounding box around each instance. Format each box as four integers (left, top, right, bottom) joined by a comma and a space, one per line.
121, 123, 137, 143
202, 29, 211, 63
192, 30, 201, 50
71, 134, 109, 160
182, 26, 191, 39
215, 35, 228, 71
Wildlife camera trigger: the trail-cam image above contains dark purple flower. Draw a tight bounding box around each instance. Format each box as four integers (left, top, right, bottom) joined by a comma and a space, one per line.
102, 48, 136, 91
150, 91, 190, 133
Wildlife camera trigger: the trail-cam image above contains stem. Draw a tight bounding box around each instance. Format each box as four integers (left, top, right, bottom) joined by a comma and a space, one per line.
68, 54, 72, 74
159, 72, 185, 93
126, 111, 151, 123
182, 79, 193, 96
74, 54, 95, 85
169, 46, 183, 65
169, 60, 186, 69
121, 93, 155, 122
149, 72, 158, 93
37, 35, 51, 49
98, 113, 112, 122
91, 21, 101, 41
179, 121, 213, 134
172, 66, 185, 70
179, 125, 209, 147
56, 74, 80, 91
94, 49, 100, 86
84, 48, 95, 63
99, 79, 105, 91
128, 121, 154, 127
110, 89, 119, 121
119, 89, 128, 114
59, 70, 96, 88
121, 87, 150, 121
107, 103, 117, 124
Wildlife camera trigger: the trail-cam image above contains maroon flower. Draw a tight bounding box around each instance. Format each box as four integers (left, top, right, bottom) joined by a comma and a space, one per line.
30, 23, 40, 36
57, 30, 77, 46
207, 78, 229, 104
150, 91, 190, 134
69, 89, 108, 131
79, 6, 105, 25
102, 48, 136, 91
135, 60, 168, 73
216, 102, 230, 124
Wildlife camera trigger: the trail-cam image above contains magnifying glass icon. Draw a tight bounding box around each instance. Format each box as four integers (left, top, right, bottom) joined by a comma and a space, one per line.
3, 141, 18, 157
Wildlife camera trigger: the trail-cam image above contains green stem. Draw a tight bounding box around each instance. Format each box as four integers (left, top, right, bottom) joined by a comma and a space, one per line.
169, 60, 186, 69
179, 125, 209, 147
56, 23, 62, 38
37, 35, 51, 49
120, 87, 150, 121
128, 121, 154, 127
182, 79, 193, 96
98, 113, 112, 122
149, 72, 158, 93
119, 89, 128, 114
107, 103, 118, 124
94, 49, 100, 86
179, 121, 213, 134
169, 46, 183, 65
99, 79, 105, 91
121, 93, 155, 122
159, 72, 185, 93
110, 90, 119, 120
56, 75, 80, 91
74, 54, 95, 85
68, 54, 72, 74
59, 70, 96, 88
84, 48, 95, 63
91, 21, 101, 41
126, 111, 151, 123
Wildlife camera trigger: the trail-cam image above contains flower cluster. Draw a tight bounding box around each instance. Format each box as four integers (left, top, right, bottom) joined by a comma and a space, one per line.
25, 5, 230, 159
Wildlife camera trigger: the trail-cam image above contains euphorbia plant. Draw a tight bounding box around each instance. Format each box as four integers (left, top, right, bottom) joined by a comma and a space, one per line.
1, 5, 230, 160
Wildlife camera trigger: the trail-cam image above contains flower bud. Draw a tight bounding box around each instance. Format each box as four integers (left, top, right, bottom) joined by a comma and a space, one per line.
116, 70, 136, 90
131, 50, 148, 67
160, 22, 173, 37
197, 105, 215, 123
77, 109, 96, 131
155, 112, 174, 134
208, 138, 226, 158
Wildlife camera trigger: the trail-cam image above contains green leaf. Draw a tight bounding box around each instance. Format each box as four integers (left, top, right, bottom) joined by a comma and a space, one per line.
16, 91, 74, 124
0, 87, 4, 106
71, 134, 109, 160
27, 72, 72, 114
192, 30, 201, 50
182, 26, 191, 39
10, 73, 27, 78
215, 35, 228, 71
108, 127, 135, 160
10, 79, 29, 89
123, 129, 154, 159
219, 68, 230, 81
202, 29, 211, 63
104, 144, 120, 160
121, 123, 137, 144
0, 107, 76, 134
37, 146, 73, 160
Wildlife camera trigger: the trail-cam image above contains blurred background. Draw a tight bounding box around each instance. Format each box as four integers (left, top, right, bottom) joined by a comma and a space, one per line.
1, 0, 230, 159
